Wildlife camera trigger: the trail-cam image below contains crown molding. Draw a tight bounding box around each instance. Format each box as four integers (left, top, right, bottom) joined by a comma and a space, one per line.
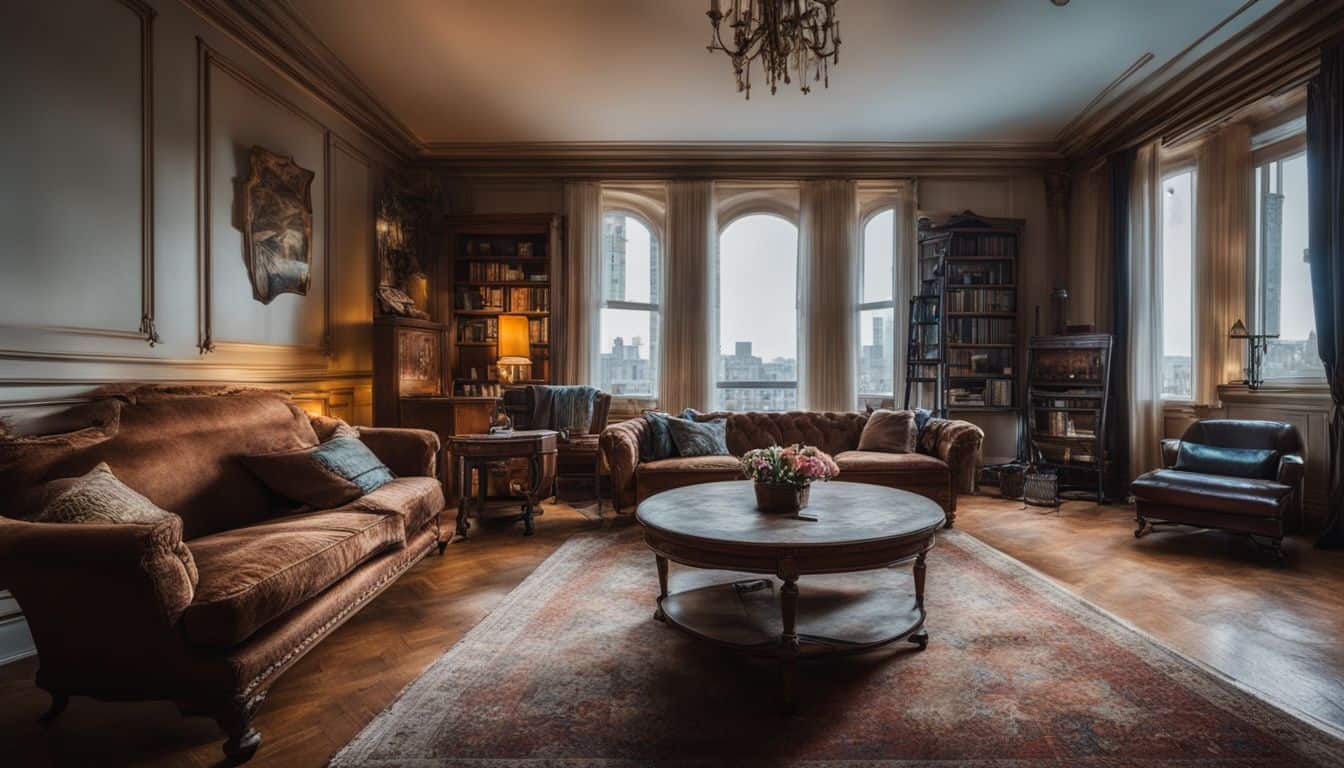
1060, 0, 1344, 160
182, 0, 421, 162
420, 141, 1065, 179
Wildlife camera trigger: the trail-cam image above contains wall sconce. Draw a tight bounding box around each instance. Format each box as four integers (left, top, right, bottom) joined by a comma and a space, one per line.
1229, 318, 1277, 390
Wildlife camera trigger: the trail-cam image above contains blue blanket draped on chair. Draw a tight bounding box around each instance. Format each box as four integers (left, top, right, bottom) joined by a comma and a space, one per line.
530, 385, 600, 436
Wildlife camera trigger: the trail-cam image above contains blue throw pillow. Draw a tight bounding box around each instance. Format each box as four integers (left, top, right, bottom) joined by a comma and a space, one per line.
314, 437, 396, 494
666, 416, 729, 457
641, 411, 679, 461
244, 436, 395, 509
1174, 442, 1280, 480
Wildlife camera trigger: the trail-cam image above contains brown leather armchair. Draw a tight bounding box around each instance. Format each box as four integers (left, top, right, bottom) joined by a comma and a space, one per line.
1130, 419, 1304, 560
508, 386, 612, 506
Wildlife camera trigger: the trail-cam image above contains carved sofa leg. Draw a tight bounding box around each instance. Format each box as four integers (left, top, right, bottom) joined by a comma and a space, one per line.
214, 698, 264, 765
1134, 515, 1151, 539
38, 691, 68, 724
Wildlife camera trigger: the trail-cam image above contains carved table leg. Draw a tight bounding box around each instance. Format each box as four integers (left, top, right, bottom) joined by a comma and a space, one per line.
455, 455, 471, 539
778, 557, 800, 711
908, 548, 929, 650
520, 454, 541, 536
654, 554, 669, 622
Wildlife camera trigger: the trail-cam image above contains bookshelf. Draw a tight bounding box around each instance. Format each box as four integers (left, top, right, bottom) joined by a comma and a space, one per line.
915, 211, 1024, 417
439, 214, 562, 397
1026, 333, 1113, 502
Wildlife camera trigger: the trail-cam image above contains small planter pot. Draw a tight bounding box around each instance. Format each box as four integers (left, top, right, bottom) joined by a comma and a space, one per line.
754, 481, 810, 514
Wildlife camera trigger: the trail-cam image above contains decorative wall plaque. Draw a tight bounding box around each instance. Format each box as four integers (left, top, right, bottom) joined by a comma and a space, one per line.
241, 146, 315, 304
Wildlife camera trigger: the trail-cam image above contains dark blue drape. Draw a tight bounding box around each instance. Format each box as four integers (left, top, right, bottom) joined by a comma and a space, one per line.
1107, 149, 1135, 499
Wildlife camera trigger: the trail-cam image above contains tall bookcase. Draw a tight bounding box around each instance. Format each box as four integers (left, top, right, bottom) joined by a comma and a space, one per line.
915, 211, 1023, 418
439, 214, 562, 396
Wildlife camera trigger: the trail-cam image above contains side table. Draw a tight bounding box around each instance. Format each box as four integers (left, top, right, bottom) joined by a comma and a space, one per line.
449, 429, 558, 538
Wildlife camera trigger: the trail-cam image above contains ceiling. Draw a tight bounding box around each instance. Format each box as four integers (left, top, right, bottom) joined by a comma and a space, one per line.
284, 0, 1281, 146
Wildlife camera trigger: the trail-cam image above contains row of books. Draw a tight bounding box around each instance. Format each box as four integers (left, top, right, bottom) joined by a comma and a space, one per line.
454, 286, 551, 312
947, 263, 1013, 286
508, 286, 549, 312
944, 288, 1015, 313
457, 286, 505, 311
458, 317, 497, 343
465, 262, 547, 282
947, 379, 1014, 407
947, 234, 1016, 259
1035, 411, 1097, 438
946, 349, 1013, 377
946, 318, 1015, 345
529, 317, 549, 344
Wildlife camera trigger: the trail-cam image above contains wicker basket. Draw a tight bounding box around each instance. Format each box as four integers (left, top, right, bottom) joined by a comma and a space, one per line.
999, 465, 1026, 499
1023, 469, 1060, 508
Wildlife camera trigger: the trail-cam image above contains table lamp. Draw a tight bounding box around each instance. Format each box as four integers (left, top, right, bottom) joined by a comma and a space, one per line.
496, 313, 532, 384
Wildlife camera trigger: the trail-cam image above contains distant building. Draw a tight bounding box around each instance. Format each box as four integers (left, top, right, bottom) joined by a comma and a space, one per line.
598, 335, 654, 396
717, 341, 797, 411
859, 314, 895, 396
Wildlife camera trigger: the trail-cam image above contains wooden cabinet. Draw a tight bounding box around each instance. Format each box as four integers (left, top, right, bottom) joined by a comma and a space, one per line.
1026, 333, 1113, 502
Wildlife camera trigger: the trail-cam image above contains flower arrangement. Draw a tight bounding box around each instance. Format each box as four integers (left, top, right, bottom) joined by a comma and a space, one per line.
741, 444, 839, 513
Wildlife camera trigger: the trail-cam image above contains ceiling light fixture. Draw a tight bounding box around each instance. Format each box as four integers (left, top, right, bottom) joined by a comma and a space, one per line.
706, 0, 841, 100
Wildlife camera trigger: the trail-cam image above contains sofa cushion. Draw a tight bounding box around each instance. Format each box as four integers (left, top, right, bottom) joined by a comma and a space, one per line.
183, 510, 404, 647
666, 416, 729, 457
684, 410, 866, 456
636, 455, 743, 502
31, 462, 199, 588
857, 410, 916, 453
345, 476, 444, 538
1174, 442, 1280, 480
1131, 469, 1292, 518
835, 450, 948, 475
640, 412, 678, 461
243, 437, 395, 509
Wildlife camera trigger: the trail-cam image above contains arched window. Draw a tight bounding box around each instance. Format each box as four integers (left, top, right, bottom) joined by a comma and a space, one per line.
598, 211, 660, 397
716, 213, 798, 411
858, 208, 897, 408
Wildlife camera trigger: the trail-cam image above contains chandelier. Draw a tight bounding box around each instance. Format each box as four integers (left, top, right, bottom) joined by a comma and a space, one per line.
706, 0, 841, 99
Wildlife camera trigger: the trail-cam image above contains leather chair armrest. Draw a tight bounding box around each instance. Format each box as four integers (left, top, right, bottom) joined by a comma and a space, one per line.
1161, 439, 1181, 468
599, 418, 648, 513
931, 419, 985, 497
1277, 452, 1305, 487
358, 427, 440, 478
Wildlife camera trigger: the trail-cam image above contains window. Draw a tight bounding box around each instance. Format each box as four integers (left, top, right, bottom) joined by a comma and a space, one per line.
858, 208, 896, 407
598, 212, 660, 396
717, 213, 798, 411
1160, 168, 1196, 399
1254, 150, 1320, 380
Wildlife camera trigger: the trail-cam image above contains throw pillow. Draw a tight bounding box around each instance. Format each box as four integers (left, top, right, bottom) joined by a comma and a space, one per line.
641, 411, 679, 461
1174, 442, 1280, 480
857, 409, 917, 453
244, 436, 395, 509
666, 416, 729, 457
917, 417, 951, 456
32, 462, 198, 585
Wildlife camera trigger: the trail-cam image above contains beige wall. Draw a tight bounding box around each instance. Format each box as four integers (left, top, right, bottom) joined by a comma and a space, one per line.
0, 0, 401, 663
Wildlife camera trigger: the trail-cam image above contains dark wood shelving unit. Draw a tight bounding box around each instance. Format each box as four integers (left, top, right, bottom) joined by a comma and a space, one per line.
1025, 333, 1114, 502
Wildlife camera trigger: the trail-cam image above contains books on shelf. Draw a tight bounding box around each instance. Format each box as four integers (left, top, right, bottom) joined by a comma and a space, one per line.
947, 233, 1016, 259
947, 261, 1013, 285
457, 317, 497, 343
528, 317, 548, 344
946, 317, 1015, 345
944, 288, 1015, 313
457, 286, 505, 311
508, 286, 549, 312
466, 262, 546, 282
947, 379, 1013, 407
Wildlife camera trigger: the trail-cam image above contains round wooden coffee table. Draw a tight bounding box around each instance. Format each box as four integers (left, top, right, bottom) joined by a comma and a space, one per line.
635, 480, 946, 708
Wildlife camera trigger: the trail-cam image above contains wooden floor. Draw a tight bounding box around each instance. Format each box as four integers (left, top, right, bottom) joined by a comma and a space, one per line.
1, 494, 1341, 766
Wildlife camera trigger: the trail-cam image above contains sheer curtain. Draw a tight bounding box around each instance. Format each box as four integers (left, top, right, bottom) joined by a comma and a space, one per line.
561, 181, 602, 384
659, 181, 716, 414
1195, 124, 1251, 406
1128, 142, 1164, 479
798, 179, 859, 411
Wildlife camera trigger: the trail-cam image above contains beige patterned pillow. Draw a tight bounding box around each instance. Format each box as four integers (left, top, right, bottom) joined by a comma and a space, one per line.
34, 462, 198, 585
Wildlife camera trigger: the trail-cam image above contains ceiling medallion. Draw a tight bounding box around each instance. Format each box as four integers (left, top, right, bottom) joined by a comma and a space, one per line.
706, 0, 841, 100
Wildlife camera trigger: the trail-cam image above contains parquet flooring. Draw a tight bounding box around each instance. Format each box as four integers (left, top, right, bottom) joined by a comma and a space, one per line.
0, 494, 1340, 766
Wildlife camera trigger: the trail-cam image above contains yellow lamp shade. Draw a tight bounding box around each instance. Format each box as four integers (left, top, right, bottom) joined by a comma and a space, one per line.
497, 313, 531, 363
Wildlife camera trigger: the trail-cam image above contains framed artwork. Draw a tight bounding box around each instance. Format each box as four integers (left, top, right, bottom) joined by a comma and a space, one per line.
241, 146, 315, 304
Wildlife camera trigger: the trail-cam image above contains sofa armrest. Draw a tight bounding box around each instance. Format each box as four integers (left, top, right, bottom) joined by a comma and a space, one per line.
358, 427, 440, 478
1277, 452, 1305, 487
0, 515, 195, 689
600, 418, 648, 514
931, 419, 984, 496
1161, 439, 1182, 468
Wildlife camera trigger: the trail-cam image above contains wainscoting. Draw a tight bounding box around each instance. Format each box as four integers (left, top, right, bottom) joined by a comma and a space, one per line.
0, 0, 400, 665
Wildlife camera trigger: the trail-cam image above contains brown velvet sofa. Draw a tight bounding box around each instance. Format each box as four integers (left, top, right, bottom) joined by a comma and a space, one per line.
0, 386, 445, 764
600, 410, 984, 526
1131, 419, 1304, 560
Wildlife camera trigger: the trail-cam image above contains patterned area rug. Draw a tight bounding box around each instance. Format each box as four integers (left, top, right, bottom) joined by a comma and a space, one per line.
333, 528, 1344, 767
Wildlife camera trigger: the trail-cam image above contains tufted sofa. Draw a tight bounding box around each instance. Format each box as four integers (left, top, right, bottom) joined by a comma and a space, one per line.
600, 410, 984, 526
0, 386, 445, 764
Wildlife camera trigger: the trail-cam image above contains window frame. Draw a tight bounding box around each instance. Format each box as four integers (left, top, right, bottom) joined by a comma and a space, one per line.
1249, 136, 1321, 385
856, 205, 899, 405
1158, 162, 1198, 403
598, 207, 662, 399
714, 209, 800, 411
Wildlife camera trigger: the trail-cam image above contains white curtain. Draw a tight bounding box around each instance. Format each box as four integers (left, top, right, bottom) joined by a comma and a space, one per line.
798, 179, 859, 411
660, 181, 716, 413
561, 181, 602, 385
1195, 123, 1251, 406
1129, 142, 1164, 478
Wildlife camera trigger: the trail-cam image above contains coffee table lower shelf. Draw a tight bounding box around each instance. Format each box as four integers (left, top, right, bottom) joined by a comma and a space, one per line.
654, 567, 928, 708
